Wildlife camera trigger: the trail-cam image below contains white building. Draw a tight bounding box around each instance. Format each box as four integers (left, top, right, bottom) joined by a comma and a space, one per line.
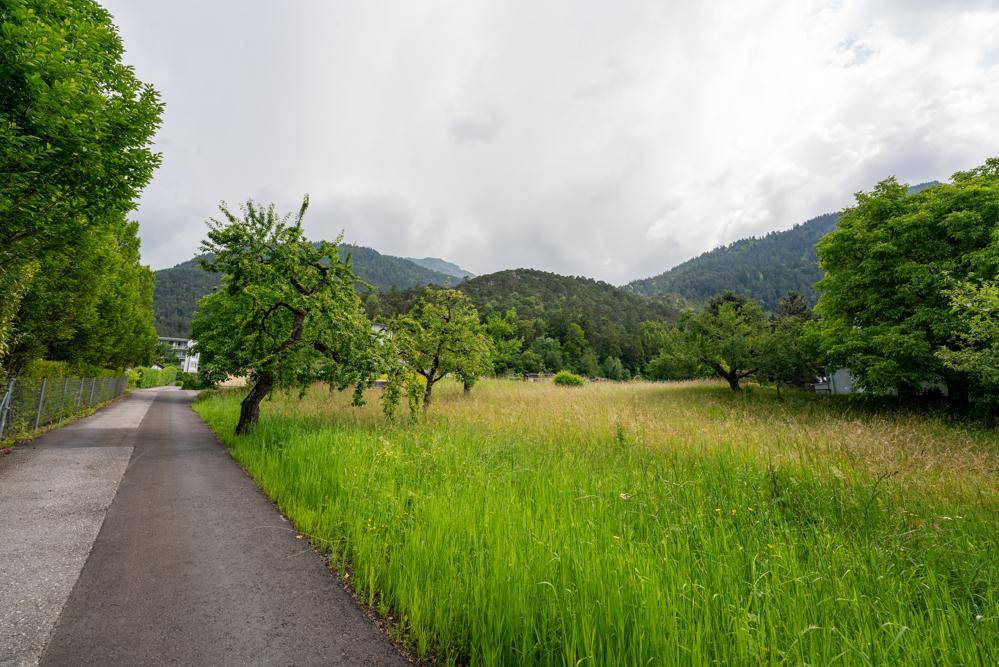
814, 366, 948, 397
813, 367, 857, 395
158, 337, 200, 373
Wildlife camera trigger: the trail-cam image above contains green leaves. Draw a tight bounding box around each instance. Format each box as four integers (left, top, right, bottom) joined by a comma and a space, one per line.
0, 0, 163, 374
192, 197, 381, 432
814, 159, 999, 400
937, 280, 999, 406
647, 292, 770, 390
384, 289, 492, 412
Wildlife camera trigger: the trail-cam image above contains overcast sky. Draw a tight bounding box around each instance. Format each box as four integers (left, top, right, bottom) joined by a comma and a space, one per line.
105, 0, 999, 284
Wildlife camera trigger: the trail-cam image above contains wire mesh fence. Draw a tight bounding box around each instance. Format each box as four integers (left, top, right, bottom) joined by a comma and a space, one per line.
0, 375, 126, 441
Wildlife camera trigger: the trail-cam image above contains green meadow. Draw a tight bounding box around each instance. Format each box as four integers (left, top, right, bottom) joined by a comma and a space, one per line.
195, 379, 998, 665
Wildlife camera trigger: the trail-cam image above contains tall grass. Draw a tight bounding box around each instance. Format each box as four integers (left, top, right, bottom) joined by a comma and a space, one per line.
195, 379, 998, 664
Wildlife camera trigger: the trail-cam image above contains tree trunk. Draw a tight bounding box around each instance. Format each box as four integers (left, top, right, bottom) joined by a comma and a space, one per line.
775, 382, 782, 400
725, 372, 742, 392
463, 378, 472, 394
236, 372, 273, 435
421, 358, 439, 412
422, 379, 434, 412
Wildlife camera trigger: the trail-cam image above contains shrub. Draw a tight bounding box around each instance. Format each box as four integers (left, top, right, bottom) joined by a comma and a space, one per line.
177, 371, 207, 390
553, 370, 584, 386
19, 360, 119, 379
133, 365, 178, 388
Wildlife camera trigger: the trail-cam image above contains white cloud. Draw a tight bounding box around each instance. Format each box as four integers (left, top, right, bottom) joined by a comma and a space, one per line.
106, 0, 999, 282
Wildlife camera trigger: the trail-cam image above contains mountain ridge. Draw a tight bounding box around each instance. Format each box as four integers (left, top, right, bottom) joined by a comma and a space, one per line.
153, 243, 462, 337
624, 181, 941, 309
153, 180, 943, 337
404, 256, 475, 279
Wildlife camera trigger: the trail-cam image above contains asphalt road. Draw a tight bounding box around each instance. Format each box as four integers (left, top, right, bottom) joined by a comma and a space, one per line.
1, 387, 406, 666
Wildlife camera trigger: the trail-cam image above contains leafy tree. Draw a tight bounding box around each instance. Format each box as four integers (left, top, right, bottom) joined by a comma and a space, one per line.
649, 293, 769, 391
456, 339, 494, 394
192, 197, 380, 435
758, 292, 819, 398
529, 337, 564, 373
578, 349, 601, 378
5, 217, 156, 374
643, 341, 704, 381
389, 289, 491, 411
937, 280, 999, 411
484, 309, 523, 375
562, 323, 587, 368
0, 2, 160, 375
518, 350, 544, 374
814, 160, 999, 400
0, 260, 35, 374
603, 356, 626, 381
1, 0, 163, 367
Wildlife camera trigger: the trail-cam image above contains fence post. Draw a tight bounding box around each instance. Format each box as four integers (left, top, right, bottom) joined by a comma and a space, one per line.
0, 379, 14, 439
34, 377, 48, 431
60, 377, 70, 420
75, 378, 84, 408
88, 378, 96, 406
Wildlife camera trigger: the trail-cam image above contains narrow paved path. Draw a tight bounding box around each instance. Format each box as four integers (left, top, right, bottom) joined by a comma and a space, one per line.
1, 388, 406, 666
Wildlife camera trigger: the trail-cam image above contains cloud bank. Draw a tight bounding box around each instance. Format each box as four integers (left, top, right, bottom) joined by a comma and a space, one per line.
106, 0, 999, 283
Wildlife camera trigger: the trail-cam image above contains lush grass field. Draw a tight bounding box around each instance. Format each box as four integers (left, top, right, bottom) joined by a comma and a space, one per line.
194, 379, 998, 665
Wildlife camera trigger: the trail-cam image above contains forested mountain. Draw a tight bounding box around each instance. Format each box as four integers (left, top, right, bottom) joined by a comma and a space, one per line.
153, 244, 461, 337
156, 183, 942, 340
459, 269, 685, 325
152, 257, 222, 338
341, 245, 461, 289
369, 269, 688, 375
625, 213, 840, 308
404, 256, 475, 279
626, 182, 940, 309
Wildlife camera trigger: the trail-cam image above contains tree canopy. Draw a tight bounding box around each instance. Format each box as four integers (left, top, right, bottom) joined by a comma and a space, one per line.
371, 269, 687, 377
936, 279, 999, 410
646, 293, 770, 391
153, 245, 460, 338
813, 160, 999, 401
387, 289, 492, 411
192, 197, 381, 434
0, 0, 162, 375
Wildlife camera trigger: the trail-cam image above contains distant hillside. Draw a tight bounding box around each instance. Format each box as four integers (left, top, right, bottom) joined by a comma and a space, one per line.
626, 213, 840, 309
459, 269, 684, 324
153, 244, 460, 337
404, 256, 475, 279
153, 257, 222, 339
339, 245, 460, 290
371, 268, 688, 374
626, 182, 940, 309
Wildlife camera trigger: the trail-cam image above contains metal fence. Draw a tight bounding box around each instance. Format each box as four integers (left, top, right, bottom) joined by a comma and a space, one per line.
0, 375, 126, 441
